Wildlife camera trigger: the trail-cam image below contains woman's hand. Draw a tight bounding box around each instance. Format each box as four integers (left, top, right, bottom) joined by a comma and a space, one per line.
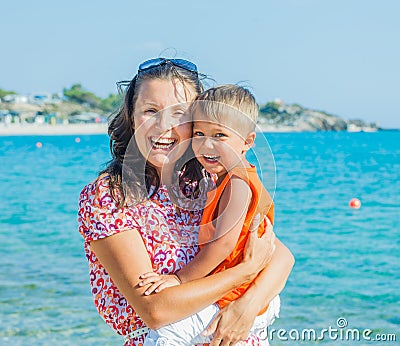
138, 273, 181, 295
242, 214, 276, 277
202, 297, 259, 345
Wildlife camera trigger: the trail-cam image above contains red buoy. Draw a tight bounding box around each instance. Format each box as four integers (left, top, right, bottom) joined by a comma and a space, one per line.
75, 137, 81, 143
36, 142, 43, 148
349, 198, 361, 209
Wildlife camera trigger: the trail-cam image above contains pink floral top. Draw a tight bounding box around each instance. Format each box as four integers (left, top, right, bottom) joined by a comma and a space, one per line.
78, 176, 202, 345
78, 176, 263, 346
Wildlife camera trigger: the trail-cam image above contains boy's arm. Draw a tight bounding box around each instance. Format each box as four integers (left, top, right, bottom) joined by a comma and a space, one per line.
177, 176, 252, 283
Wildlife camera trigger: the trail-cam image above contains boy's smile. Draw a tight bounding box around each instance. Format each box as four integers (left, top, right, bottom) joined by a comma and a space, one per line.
202, 154, 220, 164
191, 113, 254, 178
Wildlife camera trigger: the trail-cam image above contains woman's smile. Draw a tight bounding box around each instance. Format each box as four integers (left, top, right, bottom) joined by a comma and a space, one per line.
149, 136, 177, 151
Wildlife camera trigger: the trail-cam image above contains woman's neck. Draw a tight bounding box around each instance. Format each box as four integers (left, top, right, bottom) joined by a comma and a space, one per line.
157, 164, 175, 186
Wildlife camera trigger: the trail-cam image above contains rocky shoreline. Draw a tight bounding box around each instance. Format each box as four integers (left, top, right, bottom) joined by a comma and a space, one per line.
257, 100, 380, 132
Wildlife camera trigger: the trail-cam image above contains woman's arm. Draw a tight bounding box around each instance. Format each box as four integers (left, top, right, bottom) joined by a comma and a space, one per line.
90, 222, 274, 330
203, 237, 294, 345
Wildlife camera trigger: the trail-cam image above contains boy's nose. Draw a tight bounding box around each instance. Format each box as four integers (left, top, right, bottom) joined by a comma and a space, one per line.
203, 136, 214, 149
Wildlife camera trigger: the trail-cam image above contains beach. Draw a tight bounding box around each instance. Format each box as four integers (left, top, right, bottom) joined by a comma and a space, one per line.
0, 123, 108, 136
0, 123, 313, 136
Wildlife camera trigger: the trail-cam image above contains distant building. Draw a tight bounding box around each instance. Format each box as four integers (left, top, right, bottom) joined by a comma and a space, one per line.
0, 110, 21, 124
274, 98, 284, 106
1, 92, 63, 105
29, 93, 51, 105
34, 112, 58, 125
68, 112, 103, 124
2, 94, 28, 103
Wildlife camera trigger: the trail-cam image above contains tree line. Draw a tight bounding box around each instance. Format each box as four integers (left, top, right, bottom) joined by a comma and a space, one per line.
0, 85, 121, 113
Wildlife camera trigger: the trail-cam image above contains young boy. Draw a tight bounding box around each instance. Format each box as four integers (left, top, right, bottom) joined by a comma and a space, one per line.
142, 85, 280, 345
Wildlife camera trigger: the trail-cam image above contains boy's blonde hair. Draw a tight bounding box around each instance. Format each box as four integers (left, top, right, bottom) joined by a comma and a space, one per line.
190, 84, 258, 136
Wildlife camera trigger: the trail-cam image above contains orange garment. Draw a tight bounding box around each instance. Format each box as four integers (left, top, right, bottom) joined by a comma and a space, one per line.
198, 165, 274, 315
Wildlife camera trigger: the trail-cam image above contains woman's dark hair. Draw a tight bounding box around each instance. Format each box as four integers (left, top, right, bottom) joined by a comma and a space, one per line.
98, 61, 205, 207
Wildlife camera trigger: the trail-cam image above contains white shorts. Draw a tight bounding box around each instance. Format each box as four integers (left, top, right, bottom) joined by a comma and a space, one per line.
143, 295, 280, 346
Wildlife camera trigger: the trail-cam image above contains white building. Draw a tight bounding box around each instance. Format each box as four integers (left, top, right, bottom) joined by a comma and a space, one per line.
2, 94, 28, 103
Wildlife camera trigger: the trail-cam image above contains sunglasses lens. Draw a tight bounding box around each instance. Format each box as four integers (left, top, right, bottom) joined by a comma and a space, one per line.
171, 59, 198, 72
138, 58, 165, 72
138, 58, 197, 73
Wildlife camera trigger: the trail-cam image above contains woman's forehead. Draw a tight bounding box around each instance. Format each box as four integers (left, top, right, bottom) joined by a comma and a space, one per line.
137, 78, 196, 106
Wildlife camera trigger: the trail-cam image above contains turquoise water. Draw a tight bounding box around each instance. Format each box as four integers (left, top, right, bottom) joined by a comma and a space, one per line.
0, 132, 399, 345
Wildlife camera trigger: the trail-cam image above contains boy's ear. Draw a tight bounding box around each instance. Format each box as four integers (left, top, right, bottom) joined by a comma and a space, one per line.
243, 131, 256, 152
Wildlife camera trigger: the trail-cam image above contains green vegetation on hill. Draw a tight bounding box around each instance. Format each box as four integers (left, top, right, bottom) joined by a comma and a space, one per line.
63, 84, 122, 112
0, 84, 123, 123
0, 88, 16, 99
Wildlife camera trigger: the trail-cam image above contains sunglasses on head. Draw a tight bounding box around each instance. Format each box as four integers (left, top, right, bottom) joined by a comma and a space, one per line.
138, 58, 198, 74
116, 58, 198, 91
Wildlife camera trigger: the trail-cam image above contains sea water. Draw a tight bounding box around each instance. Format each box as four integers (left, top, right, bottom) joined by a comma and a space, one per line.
0, 132, 398, 345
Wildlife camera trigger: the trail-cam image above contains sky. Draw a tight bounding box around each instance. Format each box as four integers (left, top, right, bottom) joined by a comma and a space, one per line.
1, 0, 399, 128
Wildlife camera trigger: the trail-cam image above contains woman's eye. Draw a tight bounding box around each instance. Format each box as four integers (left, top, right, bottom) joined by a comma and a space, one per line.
144, 109, 157, 115
193, 131, 204, 137
173, 110, 185, 117
215, 133, 226, 138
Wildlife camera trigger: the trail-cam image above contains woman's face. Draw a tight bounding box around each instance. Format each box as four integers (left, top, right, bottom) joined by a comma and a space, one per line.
133, 78, 196, 175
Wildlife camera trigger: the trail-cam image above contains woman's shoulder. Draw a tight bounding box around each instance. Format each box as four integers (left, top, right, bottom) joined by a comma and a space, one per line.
79, 174, 116, 208
81, 173, 110, 192
78, 174, 141, 242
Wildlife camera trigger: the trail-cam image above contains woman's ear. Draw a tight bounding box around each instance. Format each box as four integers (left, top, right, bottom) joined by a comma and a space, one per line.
243, 131, 256, 152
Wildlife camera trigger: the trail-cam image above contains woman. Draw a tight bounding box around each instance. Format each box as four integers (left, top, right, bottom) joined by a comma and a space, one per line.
78, 58, 294, 345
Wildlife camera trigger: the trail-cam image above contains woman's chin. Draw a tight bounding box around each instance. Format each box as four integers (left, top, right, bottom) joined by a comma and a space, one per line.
149, 154, 171, 166
148, 152, 179, 171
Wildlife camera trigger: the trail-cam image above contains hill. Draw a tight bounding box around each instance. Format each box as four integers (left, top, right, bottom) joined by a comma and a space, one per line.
257, 99, 379, 132
0, 87, 381, 132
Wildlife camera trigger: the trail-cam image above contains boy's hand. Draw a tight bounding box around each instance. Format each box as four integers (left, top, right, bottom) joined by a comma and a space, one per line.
138, 272, 181, 295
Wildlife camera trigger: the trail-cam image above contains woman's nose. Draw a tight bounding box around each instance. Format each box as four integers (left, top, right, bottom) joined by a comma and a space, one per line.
156, 111, 174, 131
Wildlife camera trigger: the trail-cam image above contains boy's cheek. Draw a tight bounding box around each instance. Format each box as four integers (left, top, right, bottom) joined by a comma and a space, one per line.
191, 140, 201, 155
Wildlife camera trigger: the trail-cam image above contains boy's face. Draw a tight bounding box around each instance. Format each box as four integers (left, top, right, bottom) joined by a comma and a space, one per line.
192, 111, 254, 178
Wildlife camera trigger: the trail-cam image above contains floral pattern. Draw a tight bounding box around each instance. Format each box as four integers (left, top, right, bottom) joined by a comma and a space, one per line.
78, 176, 265, 345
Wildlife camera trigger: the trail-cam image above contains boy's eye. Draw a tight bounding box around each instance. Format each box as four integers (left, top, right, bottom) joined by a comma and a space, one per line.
215, 133, 227, 138
193, 131, 204, 137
